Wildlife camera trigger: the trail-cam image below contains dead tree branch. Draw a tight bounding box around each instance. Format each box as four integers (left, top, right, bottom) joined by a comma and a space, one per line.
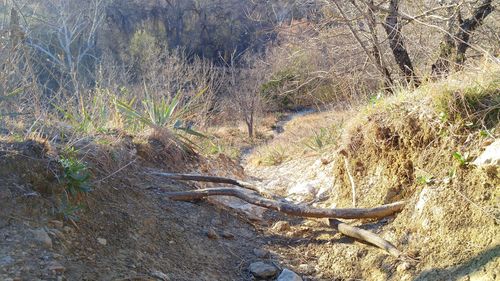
328, 219, 402, 258
164, 187, 405, 219
150, 172, 260, 192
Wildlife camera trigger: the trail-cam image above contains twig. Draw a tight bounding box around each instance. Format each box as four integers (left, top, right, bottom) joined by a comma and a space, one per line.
93, 158, 137, 184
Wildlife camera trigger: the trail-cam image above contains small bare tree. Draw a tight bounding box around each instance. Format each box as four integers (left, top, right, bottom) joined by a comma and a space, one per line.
26, 0, 109, 98
223, 51, 267, 138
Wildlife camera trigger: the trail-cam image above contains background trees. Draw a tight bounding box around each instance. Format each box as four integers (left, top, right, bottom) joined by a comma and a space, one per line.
0, 0, 498, 138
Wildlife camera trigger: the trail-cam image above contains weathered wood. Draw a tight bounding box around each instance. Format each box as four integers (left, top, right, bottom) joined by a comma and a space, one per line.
164, 188, 405, 219
329, 219, 402, 258
151, 172, 260, 192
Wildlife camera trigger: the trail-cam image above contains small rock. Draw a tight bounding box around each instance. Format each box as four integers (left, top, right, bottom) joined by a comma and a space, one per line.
207, 228, 219, 239
151, 270, 170, 280
33, 228, 52, 249
221, 231, 235, 239
473, 139, 500, 166
298, 264, 315, 275
272, 221, 291, 232
253, 248, 270, 258
277, 269, 303, 281
48, 261, 65, 273
97, 238, 107, 246
249, 261, 278, 279
397, 262, 412, 273
63, 226, 74, 234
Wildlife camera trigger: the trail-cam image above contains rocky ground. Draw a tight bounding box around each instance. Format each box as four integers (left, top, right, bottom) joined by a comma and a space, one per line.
0, 137, 312, 281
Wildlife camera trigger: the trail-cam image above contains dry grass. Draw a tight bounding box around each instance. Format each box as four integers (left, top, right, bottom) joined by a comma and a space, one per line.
247, 110, 348, 166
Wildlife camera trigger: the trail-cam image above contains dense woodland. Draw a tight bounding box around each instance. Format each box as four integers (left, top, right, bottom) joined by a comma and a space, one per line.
0, 0, 499, 136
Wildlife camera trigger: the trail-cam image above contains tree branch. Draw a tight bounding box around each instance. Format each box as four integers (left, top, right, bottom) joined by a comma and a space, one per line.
150, 172, 261, 192
164, 187, 405, 219
329, 219, 402, 258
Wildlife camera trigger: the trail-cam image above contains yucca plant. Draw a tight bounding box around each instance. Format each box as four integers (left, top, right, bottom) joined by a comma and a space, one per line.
115, 85, 207, 149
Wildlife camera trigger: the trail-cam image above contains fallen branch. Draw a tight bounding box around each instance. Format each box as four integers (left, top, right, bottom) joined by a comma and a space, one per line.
158, 172, 406, 256
328, 219, 402, 258
164, 188, 405, 219
151, 172, 260, 192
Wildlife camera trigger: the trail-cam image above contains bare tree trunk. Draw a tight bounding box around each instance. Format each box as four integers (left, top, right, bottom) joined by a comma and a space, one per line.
384, 0, 419, 86
455, 0, 494, 64
9, 8, 22, 49
433, 0, 494, 75
335, 1, 394, 91
246, 110, 254, 138
353, 0, 394, 90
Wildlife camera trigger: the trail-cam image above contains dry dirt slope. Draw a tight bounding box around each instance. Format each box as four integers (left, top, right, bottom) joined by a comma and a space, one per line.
0, 135, 272, 281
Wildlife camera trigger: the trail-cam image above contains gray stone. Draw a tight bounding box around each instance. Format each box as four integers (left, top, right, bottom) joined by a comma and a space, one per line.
207, 228, 219, 239
473, 139, 500, 166
277, 269, 303, 281
97, 237, 107, 246
32, 228, 52, 249
221, 231, 235, 239
249, 261, 278, 279
151, 270, 170, 281
47, 261, 65, 273
253, 248, 270, 258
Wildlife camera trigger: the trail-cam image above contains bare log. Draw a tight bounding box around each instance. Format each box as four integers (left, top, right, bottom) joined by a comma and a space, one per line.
164, 188, 405, 219
151, 172, 260, 192
328, 219, 402, 258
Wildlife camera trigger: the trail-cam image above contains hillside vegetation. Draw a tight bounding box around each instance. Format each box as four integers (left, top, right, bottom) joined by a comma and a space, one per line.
244, 61, 499, 280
